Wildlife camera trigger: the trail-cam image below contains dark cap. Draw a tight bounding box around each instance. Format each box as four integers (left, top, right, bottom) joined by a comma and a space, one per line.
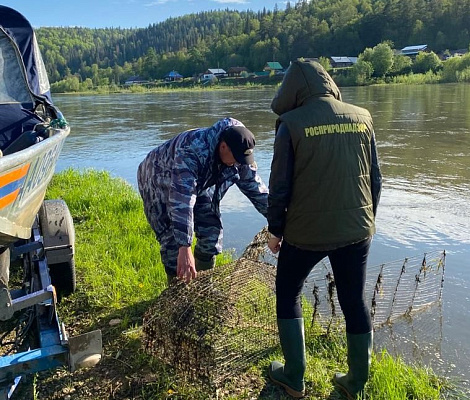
220, 125, 255, 165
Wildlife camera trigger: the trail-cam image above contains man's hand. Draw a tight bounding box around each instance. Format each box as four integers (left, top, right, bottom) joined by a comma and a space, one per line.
177, 246, 197, 283
268, 235, 282, 254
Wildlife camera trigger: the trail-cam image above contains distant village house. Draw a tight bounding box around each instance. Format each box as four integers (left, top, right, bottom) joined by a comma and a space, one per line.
227, 66, 249, 77
124, 75, 147, 85
301, 57, 320, 64
263, 62, 283, 73
164, 70, 183, 81
204, 68, 227, 78
441, 48, 468, 60
330, 56, 357, 68
400, 45, 428, 58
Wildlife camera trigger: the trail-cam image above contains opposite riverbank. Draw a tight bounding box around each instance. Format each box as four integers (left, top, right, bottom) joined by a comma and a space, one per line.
51, 49, 470, 95
51, 71, 443, 96
36, 169, 450, 399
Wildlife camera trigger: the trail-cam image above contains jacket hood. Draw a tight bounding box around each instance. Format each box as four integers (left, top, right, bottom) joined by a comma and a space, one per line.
271, 60, 342, 116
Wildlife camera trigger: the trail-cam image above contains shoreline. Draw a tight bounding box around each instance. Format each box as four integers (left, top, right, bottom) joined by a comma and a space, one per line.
50, 70, 456, 95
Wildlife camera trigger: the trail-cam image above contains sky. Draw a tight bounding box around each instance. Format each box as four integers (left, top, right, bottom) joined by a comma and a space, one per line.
1, 1, 286, 29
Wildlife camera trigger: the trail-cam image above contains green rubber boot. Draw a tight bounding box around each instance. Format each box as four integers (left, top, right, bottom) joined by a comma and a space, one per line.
333, 331, 373, 399
269, 318, 306, 398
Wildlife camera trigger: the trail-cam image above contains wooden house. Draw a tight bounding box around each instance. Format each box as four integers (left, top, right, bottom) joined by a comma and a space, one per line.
227, 66, 249, 77
164, 70, 183, 81
330, 57, 357, 68
124, 76, 147, 85
400, 45, 428, 58
263, 62, 283, 73
205, 68, 227, 78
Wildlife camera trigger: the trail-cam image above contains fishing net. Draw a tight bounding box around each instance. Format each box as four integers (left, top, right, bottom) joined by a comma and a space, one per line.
142, 257, 278, 386
142, 227, 446, 387
303, 247, 445, 331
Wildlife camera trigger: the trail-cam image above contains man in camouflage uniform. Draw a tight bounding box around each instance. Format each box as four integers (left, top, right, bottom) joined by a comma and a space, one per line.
137, 117, 268, 283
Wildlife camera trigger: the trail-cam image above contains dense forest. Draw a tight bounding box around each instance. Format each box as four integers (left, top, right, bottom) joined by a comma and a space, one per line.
36, 0, 470, 87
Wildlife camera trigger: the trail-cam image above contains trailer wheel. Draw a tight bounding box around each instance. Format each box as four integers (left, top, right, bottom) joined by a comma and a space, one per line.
49, 259, 76, 300
38, 200, 76, 300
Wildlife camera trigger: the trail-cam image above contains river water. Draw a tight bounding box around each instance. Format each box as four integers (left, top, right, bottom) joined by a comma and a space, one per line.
53, 85, 470, 391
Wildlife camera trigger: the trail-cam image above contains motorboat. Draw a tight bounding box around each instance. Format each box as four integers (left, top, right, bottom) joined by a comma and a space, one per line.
0, 5, 70, 248
0, 6, 101, 398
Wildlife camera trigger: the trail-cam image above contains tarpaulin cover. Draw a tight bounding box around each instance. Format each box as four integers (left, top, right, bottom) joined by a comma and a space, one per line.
0, 5, 51, 103
0, 6, 53, 150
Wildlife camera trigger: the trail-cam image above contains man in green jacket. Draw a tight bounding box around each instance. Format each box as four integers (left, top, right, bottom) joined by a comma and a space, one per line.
267, 60, 382, 398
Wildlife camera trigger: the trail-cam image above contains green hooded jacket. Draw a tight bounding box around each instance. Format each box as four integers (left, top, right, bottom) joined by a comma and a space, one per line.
268, 60, 381, 250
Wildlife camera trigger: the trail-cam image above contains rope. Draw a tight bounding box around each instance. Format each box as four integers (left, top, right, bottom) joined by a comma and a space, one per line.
48, 117, 68, 129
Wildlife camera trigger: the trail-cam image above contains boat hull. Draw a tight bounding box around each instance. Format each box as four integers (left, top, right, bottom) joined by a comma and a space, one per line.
0, 126, 70, 245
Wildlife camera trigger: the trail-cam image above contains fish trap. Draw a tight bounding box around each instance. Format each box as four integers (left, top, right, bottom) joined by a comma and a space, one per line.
142, 258, 278, 386
301, 249, 446, 332
241, 228, 447, 373
242, 227, 446, 332
142, 226, 446, 386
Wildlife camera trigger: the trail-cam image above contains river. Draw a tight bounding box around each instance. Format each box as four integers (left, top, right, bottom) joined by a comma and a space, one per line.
53, 84, 470, 391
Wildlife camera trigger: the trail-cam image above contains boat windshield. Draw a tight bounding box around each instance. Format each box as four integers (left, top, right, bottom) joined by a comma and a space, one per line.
32, 32, 51, 96
0, 30, 34, 104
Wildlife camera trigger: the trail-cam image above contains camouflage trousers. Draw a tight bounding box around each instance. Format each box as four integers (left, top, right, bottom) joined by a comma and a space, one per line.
137, 163, 223, 277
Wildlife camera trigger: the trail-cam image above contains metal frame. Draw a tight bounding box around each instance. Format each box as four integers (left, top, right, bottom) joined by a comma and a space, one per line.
0, 217, 101, 398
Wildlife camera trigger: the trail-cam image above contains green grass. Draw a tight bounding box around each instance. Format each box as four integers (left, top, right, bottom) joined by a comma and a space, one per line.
46, 168, 167, 308
54, 80, 272, 95
388, 71, 441, 85
368, 351, 442, 399
40, 169, 450, 399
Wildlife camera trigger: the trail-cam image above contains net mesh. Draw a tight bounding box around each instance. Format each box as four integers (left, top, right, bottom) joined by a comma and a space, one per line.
142, 257, 278, 386
142, 227, 446, 387
303, 247, 445, 332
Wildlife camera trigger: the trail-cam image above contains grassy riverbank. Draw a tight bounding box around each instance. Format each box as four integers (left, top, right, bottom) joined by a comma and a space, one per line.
37, 169, 446, 399
51, 69, 450, 95
51, 76, 280, 95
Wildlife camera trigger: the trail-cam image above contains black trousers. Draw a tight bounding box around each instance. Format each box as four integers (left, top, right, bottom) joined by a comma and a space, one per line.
276, 238, 372, 334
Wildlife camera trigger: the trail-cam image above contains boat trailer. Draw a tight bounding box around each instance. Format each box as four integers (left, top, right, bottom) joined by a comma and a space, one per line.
0, 200, 102, 399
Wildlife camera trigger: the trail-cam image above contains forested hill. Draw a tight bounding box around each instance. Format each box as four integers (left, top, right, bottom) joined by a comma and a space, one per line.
36, 0, 470, 84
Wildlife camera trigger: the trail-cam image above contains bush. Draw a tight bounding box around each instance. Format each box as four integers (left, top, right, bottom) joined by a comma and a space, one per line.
441, 53, 470, 82
390, 55, 413, 76
50, 75, 80, 93
359, 42, 394, 77
457, 66, 470, 82
441, 57, 462, 82
352, 60, 374, 85
390, 71, 440, 84
412, 51, 442, 74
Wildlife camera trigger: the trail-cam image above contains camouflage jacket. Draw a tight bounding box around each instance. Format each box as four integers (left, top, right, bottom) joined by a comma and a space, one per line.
139, 117, 268, 247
